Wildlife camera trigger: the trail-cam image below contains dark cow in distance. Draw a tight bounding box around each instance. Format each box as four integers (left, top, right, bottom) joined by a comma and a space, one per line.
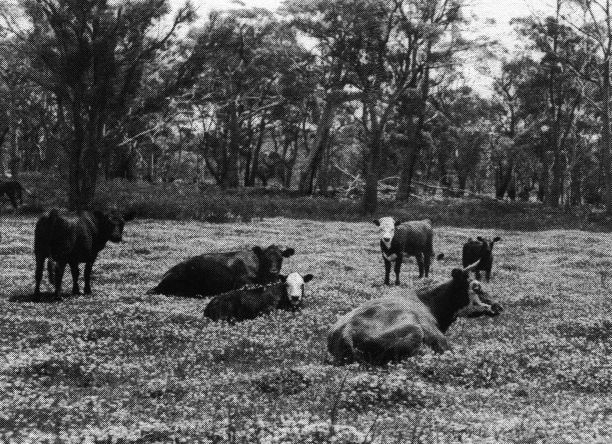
34, 209, 133, 297
462, 236, 502, 281
146, 245, 295, 297
0, 180, 29, 209
373, 217, 444, 285
204, 272, 314, 323
327, 261, 502, 365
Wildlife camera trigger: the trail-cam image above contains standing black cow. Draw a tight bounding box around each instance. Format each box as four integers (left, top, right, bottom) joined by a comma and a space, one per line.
327, 261, 503, 365
373, 217, 444, 285
146, 245, 295, 297
204, 272, 314, 322
462, 236, 502, 281
0, 180, 28, 209
34, 209, 132, 297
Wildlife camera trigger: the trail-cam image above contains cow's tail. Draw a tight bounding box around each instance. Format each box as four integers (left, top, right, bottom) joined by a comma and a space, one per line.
47, 259, 56, 285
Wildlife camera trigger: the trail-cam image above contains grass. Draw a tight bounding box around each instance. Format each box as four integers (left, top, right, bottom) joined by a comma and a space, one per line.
8, 173, 612, 231
1, 217, 612, 442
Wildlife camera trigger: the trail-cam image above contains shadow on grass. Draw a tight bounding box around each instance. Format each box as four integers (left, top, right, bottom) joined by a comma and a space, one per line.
8, 291, 64, 303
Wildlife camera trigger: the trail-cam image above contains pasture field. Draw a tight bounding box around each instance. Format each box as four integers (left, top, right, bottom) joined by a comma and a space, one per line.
1, 216, 612, 443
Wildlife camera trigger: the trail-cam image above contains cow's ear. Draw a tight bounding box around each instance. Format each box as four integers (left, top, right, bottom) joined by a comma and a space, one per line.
279, 275, 287, 282
372, 220, 380, 226
282, 248, 295, 258
252, 246, 263, 256
394, 220, 402, 227
303, 273, 314, 283
467, 237, 473, 242
493, 236, 501, 242
476, 236, 484, 242
451, 268, 463, 280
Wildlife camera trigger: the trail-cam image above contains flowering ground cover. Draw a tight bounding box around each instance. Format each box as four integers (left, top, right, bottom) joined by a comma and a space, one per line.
1, 216, 612, 443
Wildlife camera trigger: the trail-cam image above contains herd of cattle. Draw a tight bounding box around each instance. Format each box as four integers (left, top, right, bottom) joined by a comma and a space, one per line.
4, 195, 505, 366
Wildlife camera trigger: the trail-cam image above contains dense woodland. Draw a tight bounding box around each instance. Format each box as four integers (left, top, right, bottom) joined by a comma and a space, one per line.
1, 0, 612, 214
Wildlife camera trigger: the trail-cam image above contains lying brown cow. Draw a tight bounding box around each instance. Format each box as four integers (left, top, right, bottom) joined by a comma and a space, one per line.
327, 261, 502, 365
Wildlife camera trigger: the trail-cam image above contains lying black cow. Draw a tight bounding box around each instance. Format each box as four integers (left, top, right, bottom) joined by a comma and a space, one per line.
462, 236, 502, 281
0, 180, 28, 209
327, 260, 502, 365
146, 245, 295, 297
204, 272, 314, 322
34, 209, 132, 297
373, 217, 444, 284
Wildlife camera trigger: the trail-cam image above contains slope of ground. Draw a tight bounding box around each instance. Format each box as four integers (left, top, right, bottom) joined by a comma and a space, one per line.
1, 216, 611, 443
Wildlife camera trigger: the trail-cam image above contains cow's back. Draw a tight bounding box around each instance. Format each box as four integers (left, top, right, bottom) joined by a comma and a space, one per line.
35, 212, 97, 262
328, 293, 436, 363
394, 219, 433, 255
202, 249, 260, 281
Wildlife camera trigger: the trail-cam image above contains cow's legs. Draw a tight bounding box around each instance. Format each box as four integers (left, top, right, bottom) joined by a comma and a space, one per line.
423, 252, 432, 277
416, 254, 425, 278
394, 254, 402, 285
70, 263, 81, 295
54, 262, 67, 296
384, 258, 391, 285
34, 256, 45, 296
83, 262, 93, 295
422, 325, 450, 353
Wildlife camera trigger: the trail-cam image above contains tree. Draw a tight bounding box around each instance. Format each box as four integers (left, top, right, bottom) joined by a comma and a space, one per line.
0, 0, 196, 208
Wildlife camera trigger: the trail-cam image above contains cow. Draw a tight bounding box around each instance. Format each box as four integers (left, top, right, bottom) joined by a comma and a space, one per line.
462, 236, 502, 281
0, 180, 29, 209
34, 209, 133, 298
204, 272, 314, 322
373, 217, 444, 285
327, 261, 502, 365
146, 245, 295, 297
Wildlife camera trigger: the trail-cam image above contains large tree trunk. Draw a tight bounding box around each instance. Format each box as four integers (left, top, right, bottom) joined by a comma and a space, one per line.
362, 127, 383, 215
298, 97, 339, 194
224, 101, 240, 188
495, 159, 514, 199
603, 60, 612, 214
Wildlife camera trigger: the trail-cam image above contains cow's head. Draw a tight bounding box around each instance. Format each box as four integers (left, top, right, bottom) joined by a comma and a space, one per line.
473, 236, 502, 255
281, 272, 314, 308
453, 260, 503, 318
252, 244, 295, 279
373, 217, 402, 248
95, 210, 134, 243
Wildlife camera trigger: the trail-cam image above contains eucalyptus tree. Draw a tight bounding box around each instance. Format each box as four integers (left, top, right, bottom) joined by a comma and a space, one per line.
0, 0, 198, 208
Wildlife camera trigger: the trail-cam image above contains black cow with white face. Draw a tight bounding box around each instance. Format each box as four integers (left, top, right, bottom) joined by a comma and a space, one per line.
462, 236, 502, 281
146, 245, 295, 297
34, 209, 132, 297
204, 272, 314, 323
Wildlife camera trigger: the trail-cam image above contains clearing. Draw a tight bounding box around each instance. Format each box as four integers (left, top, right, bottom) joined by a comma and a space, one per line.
1, 216, 611, 443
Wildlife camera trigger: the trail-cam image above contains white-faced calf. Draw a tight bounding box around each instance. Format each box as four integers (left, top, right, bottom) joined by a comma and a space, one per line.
373, 217, 444, 284
327, 260, 502, 365
204, 272, 314, 323
462, 236, 501, 281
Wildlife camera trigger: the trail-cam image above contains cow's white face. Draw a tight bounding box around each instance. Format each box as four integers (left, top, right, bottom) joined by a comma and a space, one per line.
285, 272, 314, 307
373, 217, 399, 248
